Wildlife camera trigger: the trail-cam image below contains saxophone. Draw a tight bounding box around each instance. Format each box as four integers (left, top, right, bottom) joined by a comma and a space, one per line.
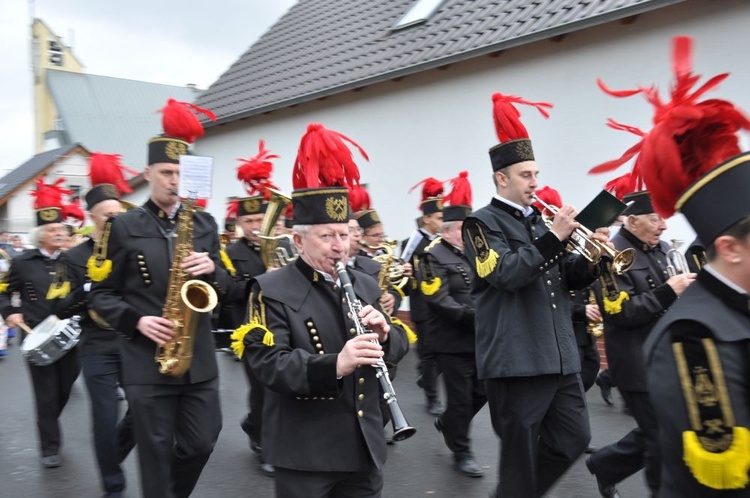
155, 197, 219, 377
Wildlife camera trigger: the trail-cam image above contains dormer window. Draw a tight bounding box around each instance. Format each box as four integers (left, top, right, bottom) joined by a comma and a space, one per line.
393, 0, 444, 30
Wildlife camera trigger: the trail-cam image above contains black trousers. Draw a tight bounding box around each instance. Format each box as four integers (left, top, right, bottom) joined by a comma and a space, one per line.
577, 341, 601, 392
80, 353, 136, 493
126, 378, 222, 498
586, 390, 660, 493
241, 354, 264, 446
435, 352, 487, 456
486, 373, 590, 498
414, 320, 440, 401
274, 466, 383, 498
26, 348, 80, 456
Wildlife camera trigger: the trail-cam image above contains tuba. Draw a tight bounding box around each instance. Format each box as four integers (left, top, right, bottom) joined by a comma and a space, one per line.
258, 189, 298, 268
359, 240, 409, 292
155, 197, 219, 377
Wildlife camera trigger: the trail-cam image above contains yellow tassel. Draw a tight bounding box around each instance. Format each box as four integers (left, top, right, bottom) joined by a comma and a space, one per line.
263, 330, 275, 347
683, 427, 750, 489
603, 291, 630, 315
230, 324, 253, 359
394, 285, 406, 299
86, 255, 112, 282
420, 277, 442, 296
46, 281, 71, 299
475, 249, 499, 278
0, 283, 8, 294
220, 250, 236, 276
391, 317, 418, 344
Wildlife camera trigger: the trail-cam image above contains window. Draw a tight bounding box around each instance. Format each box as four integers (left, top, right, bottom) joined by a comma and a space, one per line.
393, 0, 444, 29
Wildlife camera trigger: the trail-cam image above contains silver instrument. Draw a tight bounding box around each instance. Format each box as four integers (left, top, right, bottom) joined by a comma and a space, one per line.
20, 315, 81, 366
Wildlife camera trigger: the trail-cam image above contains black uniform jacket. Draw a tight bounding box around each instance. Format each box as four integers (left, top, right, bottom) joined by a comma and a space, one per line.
55, 239, 120, 356
570, 288, 596, 348
90, 201, 240, 386
0, 248, 65, 339
351, 252, 403, 311
462, 198, 598, 380
217, 237, 265, 328
644, 270, 750, 497
401, 230, 437, 323
417, 239, 476, 354
245, 257, 408, 472
595, 228, 676, 392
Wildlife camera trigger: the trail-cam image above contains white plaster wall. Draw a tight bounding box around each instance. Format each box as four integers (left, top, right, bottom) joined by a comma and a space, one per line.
196, 0, 750, 246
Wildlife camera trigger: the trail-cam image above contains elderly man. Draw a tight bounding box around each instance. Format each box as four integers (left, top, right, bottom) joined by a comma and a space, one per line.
239, 124, 409, 497
0, 182, 80, 468
90, 100, 238, 498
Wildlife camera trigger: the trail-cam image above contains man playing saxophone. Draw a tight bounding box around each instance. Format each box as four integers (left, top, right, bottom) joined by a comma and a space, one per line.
235, 124, 408, 497
90, 100, 238, 498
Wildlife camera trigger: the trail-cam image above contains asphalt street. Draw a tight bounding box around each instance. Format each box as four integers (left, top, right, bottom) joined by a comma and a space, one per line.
0, 338, 649, 497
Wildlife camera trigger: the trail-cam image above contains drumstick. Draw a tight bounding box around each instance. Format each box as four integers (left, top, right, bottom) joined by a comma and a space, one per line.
17, 322, 33, 334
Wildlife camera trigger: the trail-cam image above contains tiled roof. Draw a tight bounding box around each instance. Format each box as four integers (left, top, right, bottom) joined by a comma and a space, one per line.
0, 143, 85, 204
197, 0, 682, 125
46, 70, 202, 169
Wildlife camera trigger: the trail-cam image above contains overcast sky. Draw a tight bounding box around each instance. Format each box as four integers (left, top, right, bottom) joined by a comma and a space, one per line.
0, 0, 297, 173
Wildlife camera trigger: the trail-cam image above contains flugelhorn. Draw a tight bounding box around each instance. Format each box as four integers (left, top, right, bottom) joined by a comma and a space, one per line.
666, 239, 690, 277
334, 260, 416, 442
532, 194, 635, 275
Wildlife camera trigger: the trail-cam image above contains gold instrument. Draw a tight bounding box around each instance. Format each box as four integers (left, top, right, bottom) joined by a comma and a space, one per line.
666, 239, 690, 277
334, 260, 416, 441
155, 197, 219, 377
360, 240, 409, 292
532, 194, 636, 275
258, 188, 298, 268
586, 289, 604, 337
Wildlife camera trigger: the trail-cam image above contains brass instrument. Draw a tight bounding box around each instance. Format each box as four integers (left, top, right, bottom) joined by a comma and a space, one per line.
586, 289, 604, 337
666, 239, 690, 277
155, 197, 219, 377
258, 188, 298, 268
360, 240, 409, 292
532, 194, 636, 275
334, 260, 416, 442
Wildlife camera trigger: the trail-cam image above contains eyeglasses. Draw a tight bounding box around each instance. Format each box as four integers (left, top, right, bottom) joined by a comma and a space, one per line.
364, 233, 386, 239
348, 227, 364, 234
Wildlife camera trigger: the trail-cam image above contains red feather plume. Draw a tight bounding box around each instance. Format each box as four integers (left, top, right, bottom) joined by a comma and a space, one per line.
491, 93, 553, 142
159, 99, 216, 144
348, 184, 371, 213
532, 186, 563, 215
62, 198, 85, 227
443, 171, 472, 207
236, 140, 280, 200
89, 153, 138, 195
31, 177, 71, 210
292, 123, 368, 190
225, 199, 238, 220
409, 177, 444, 209
589, 36, 750, 217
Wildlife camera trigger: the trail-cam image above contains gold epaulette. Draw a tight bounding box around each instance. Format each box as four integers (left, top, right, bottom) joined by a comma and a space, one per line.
230, 291, 272, 358
673, 332, 750, 489
391, 316, 418, 344
465, 223, 498, 278
87, 219, 114, 282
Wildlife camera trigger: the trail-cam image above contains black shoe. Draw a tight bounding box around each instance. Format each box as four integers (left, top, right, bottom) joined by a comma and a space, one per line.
434, 417, 443, 433
416, 375, 425, 389
595, 375, 615, 406
428, 399, 445, 416
260, 462, 275, 476
584, 445, 598, 454
455, 454, 484, 477
105, 492, 123, 498
586, 456, 620, 498
41, 454, 62, 468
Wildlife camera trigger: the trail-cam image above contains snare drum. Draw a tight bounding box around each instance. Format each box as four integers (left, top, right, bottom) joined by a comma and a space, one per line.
20, 315, 81, 366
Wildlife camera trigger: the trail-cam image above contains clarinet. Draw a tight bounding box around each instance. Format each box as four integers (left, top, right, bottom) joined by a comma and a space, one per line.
334, 261, 417, 442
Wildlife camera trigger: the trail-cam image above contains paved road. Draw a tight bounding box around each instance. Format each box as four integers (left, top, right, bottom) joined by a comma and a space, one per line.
0, 337, 649, 497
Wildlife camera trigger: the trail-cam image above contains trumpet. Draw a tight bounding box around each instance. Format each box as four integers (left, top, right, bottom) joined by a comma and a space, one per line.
666, 239, 690, 277
532, 194, 635, 275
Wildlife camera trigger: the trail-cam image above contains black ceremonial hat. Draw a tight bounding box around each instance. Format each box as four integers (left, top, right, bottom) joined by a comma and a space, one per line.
622, 191, 654, 216
355, 209, 381, 230
442, 205, 472, 222
292, 187, 350, 225
237, 196, 268, 216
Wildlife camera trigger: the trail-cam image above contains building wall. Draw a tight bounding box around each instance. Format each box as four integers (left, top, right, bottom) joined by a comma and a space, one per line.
196, 0, 749, 246
31, 19, 84, 153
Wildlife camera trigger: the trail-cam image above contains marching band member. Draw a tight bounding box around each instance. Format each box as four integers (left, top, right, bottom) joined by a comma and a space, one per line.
462, 93, 609, 498
0, 178, 80, 468
54, 153, 137, 497
402, 177, 444, 416
235, 123, 408, 497
594, 35, 750, 497
420, 172, 487, 477
90, 100, 237, 498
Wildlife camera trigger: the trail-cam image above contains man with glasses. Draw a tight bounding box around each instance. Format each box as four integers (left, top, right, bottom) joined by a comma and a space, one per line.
586, 191, 696, 498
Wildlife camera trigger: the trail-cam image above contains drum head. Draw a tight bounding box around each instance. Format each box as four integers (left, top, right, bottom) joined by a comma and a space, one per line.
20, 316, 62, 351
